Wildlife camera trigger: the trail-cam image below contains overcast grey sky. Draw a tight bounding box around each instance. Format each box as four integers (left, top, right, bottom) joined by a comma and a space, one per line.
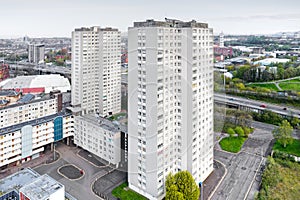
0, 0, 300, 38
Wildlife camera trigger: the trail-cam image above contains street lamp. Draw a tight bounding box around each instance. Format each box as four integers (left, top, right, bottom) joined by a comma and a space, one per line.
199, 182, 203, 200
53, 143, 56, 160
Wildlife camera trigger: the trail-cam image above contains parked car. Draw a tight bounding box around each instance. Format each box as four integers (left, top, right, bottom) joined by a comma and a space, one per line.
283, 107, 287, 110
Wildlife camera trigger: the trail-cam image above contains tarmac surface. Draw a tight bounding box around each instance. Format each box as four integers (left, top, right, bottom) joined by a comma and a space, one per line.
59, 164, 84, 180
93, 169, 127, 200
211, 121, 274, 200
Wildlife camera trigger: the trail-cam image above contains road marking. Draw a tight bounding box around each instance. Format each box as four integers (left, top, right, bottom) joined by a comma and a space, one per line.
57, 164, 85, 181
90, 168, 116, 200
208, 160, 228, 200
243, 157, 263, 200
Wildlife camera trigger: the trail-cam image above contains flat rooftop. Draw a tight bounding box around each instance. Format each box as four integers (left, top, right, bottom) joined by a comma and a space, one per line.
133, 18, 208, 28
0, 92, 53, 111
0, 168, 39, 195
77, 114, 127, 133
19, 174, 64, 200
74, 26, 118, 32
0, 90, 19, 97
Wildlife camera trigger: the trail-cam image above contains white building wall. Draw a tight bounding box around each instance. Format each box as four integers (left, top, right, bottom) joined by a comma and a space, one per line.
128, 19, 214, 199
48, 186, 65, 200
74, 115, 121, 166
0, 115, 74, 167
0, 97, 58, 129
71, 27, 121, 116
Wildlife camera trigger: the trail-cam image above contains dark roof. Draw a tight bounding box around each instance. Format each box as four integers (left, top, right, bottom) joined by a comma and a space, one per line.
0, 90, 19, 97
0, 99, 9, 105
18, 94, 35, 104
0, 93, 54, 111
133, 18, 208, 28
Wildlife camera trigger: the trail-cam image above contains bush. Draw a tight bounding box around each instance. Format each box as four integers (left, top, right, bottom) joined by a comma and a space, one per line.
235, 126, 245, 137
272, 150, 295, 162
227, 128, 235, 136
243, 127, 251, 137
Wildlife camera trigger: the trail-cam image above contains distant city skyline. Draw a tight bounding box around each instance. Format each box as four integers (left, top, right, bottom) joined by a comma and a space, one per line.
0, 0, 300, 38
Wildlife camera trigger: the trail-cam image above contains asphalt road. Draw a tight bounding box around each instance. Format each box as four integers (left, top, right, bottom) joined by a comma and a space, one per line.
214, 93, 300, 118
10, 63, 71, 75
211, 121, 276, 200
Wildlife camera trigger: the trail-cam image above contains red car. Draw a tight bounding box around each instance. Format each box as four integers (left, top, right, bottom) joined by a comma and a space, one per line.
260, 104, 266, 108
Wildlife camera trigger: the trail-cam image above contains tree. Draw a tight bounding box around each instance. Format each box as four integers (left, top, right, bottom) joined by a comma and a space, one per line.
261, 157, 281, 189
290, 117, 300, 129
166, 171, 200, 200
166, 184, 185, 200
272, 120, 294, 148
235, 83, 246, 90
236, 65, 250, 79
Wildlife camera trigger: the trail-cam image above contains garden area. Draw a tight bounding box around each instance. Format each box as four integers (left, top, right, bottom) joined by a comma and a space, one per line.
214, 107, 253, 153
218, 124, 252, 153
256, 157, 300, 200
112, 182, 147, 200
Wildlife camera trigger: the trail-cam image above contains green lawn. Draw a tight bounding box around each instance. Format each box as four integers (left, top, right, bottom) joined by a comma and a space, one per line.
279, 82, 300, 92
247, 83, 279, 91
281, 78, 300, 83
273, 139, 300, 157
219, 136, 247, 153
112, 182, 148, 200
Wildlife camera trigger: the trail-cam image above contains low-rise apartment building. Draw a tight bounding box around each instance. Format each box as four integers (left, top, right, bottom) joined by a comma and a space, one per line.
0, 112, 74, 168
74, 114, 126, 167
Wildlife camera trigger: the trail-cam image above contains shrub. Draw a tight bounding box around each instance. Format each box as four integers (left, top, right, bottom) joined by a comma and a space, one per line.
272, 150, 295, 162
235, 126, 245, 137
227, 128, 235, 136
243, 127, 251, 137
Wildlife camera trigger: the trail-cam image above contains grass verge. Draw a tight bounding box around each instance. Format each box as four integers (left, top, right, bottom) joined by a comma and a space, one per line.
279, 82, 300, 92
112, 182, 148, 200
219, 136, 246, 153
273, 139, 300, 157
248, 83, 279, 91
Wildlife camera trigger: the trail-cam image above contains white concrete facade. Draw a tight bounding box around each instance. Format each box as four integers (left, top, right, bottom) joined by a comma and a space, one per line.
128, 19, 214, 199
74, 114, 121, 166
0, 114, 74, 167
0, 95, 58, 129
219, 32, 224, 47
28, 44, 45, 63
71, 27, 121, 117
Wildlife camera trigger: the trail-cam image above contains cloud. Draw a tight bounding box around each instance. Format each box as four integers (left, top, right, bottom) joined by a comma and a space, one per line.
211, 13, 300, 21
